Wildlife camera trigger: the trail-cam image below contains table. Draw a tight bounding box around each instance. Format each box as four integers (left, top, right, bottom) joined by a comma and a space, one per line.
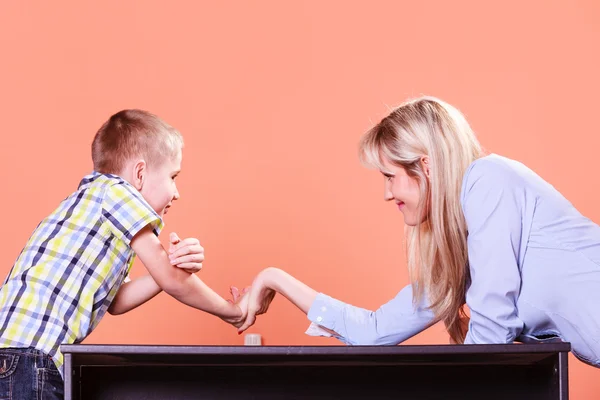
61, 343, 570, 399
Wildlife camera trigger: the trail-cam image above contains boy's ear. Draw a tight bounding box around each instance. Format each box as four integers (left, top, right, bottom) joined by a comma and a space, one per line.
132, 159, 147, 191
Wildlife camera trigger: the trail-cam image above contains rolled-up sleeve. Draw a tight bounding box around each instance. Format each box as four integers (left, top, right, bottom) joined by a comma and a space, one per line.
305, 284, 435, 345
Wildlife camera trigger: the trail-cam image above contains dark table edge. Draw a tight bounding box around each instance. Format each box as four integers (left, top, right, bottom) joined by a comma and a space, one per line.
61, 343, 571, 356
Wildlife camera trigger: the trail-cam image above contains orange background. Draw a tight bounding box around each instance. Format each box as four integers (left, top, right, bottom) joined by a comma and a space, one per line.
1, 1, 599, 397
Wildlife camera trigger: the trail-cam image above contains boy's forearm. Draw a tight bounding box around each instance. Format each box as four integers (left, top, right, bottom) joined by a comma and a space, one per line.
108, 275, 162, 315
260, 267, 318, 314
148, 250, 240, 319
169, 273, 241, 319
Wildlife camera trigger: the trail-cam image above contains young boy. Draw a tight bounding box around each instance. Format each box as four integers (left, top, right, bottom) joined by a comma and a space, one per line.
0, 110, 245, 399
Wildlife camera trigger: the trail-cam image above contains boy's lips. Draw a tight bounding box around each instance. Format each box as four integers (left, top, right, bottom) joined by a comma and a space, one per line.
397, 201, 405, 210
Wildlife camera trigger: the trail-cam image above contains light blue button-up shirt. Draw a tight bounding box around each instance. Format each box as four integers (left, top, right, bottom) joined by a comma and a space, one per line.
306, 154, 600, 367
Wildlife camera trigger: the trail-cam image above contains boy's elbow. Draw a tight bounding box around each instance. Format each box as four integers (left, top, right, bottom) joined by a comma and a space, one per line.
162, 283, 184, 298
107, 304, 125, 316
158, 271, 189, 298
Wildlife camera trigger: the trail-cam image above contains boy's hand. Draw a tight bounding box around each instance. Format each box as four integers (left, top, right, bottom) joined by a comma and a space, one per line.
222, 286, 250, 329
168, 232, 204, 273
227, 286, 250, 305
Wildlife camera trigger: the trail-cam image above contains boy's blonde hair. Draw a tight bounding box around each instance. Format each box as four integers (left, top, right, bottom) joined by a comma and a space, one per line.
92, 109, 184, 174
359, 96, 482, 344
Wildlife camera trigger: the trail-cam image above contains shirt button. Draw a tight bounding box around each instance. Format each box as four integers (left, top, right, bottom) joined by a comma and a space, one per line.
316, 317, 323, 322
320, 306, 327, 312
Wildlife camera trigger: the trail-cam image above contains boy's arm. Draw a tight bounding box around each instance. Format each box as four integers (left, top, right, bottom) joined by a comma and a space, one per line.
107, 233, 203, 315
130, 225, 243, 322
108, 274, 162, 315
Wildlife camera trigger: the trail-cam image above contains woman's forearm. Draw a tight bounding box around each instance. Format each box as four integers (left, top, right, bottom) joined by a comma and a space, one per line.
260, 267, 318, 314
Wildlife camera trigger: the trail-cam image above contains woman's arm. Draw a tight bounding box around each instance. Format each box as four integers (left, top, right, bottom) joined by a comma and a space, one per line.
238, 267, 436, 345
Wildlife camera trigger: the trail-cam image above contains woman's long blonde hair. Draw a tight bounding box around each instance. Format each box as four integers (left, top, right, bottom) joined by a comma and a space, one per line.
359, 96, 482, 343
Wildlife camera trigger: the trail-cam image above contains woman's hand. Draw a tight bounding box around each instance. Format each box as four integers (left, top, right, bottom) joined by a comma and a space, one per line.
237, 271, 277, 333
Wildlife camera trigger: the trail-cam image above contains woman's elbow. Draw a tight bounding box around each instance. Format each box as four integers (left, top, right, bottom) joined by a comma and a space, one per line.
350, 327, 405, 346
351, 335, 388, 346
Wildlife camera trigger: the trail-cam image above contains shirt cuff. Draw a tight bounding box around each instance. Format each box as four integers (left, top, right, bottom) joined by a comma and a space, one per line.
307, 292, 340, 330
304, 292, 353, 344
304, 322, 335, 338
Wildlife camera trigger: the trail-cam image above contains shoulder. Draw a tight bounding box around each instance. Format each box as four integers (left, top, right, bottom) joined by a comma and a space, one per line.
80, 173, 144, 204
91, 173, 163, 238
462, 154, 529, 192
91, 172, 157, 222
460, 154, 536, 223
76, 172, 136, 200
460, 154, 541, 207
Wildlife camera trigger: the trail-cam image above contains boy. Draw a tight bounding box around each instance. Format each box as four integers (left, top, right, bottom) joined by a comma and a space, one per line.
0, 110, 245, 399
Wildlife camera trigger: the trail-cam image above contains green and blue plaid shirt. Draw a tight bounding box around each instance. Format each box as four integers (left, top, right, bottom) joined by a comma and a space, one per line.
0, 172, 162, 376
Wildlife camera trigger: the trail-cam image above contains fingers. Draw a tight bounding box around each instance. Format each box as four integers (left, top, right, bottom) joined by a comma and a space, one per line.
257, 290, 276, 315
169, 238, 200, 253
230, 286, 240, 302
169, 241, 204, 263
169, 232, 181, 245
175, 263, 203, 273
167, 235, 205, 274
170, 245, 203, 261
238, 308, 257, 333
237, 288, 258, 333
170, 253, 205, 266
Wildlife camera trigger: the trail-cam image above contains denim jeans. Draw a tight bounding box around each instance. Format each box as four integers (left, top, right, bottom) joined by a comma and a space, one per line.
0, 348, 63, 400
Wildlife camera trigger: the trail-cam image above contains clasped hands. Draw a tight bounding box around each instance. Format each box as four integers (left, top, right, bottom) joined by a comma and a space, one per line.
223, 272, 276, 333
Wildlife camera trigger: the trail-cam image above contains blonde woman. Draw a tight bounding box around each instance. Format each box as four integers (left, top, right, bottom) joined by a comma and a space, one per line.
235, 96, 600, 367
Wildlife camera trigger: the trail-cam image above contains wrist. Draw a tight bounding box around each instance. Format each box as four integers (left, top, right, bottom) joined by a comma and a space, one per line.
258, 267, 281, 292
223, 302, 242, 319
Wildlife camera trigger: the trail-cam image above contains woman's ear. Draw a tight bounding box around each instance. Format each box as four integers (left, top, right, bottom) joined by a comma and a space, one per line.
132, 159, 147, 191
421, 156, 431, 178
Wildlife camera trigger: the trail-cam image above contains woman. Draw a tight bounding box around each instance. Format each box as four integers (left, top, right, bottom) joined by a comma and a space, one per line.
236, 96, 600, 367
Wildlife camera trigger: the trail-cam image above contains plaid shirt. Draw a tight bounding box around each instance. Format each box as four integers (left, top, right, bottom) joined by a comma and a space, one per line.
0, 172, 162, 376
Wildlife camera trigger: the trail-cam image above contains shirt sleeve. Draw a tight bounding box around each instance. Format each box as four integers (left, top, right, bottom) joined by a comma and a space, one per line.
462, 160, 525, 344
305, 284, 435, 345
101, 182, 164, 244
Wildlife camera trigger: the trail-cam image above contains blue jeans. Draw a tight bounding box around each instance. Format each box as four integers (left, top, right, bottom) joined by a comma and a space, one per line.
0, 348, 63, 400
